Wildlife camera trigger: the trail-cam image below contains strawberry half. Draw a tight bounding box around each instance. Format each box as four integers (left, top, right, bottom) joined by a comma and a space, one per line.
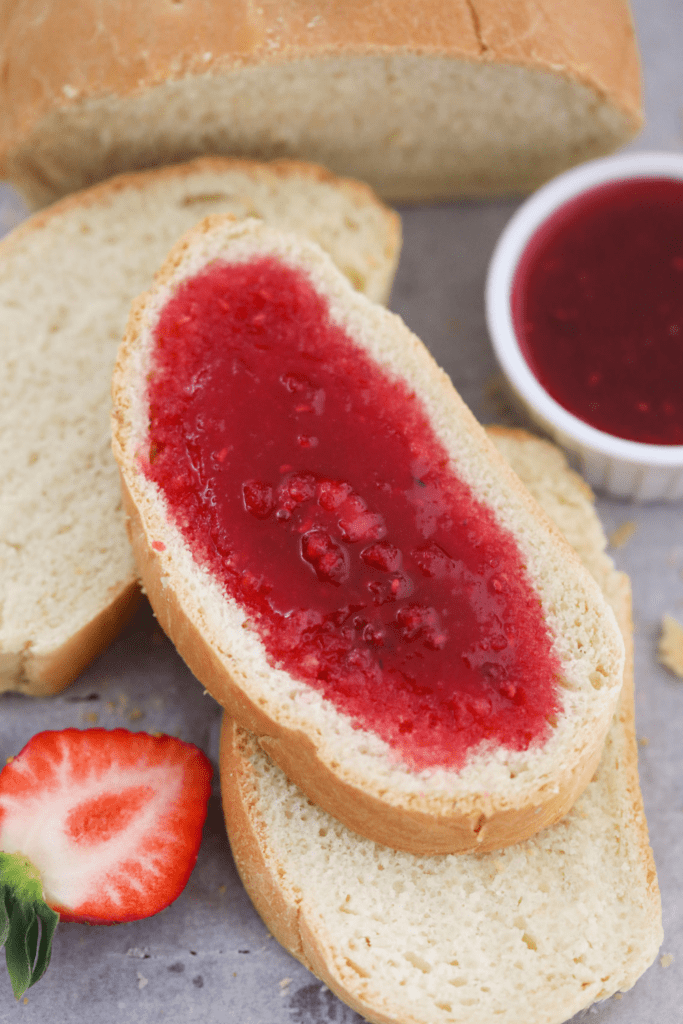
0, 728, 212, 998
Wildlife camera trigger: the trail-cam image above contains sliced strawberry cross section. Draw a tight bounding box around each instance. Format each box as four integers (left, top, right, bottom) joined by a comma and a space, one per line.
0, 728, 212, 999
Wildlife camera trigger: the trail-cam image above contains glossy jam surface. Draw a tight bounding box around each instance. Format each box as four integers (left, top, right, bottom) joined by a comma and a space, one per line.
513, 177, 683, 445
145, 258, 561, 769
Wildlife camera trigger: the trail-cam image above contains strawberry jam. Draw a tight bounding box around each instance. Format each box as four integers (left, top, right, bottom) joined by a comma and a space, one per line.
145, 258, 561, 770
513, 177, 683, 445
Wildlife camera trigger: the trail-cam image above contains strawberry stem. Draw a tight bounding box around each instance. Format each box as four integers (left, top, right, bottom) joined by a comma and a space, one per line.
0, 852, 60, 999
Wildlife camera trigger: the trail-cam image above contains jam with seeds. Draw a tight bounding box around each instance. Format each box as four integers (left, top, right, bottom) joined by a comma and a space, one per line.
513, 177, 683, 445
145, 257, 561, 770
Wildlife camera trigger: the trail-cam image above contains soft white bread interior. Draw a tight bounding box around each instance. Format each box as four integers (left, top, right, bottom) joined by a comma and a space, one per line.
0, 0, 642, 208
0, 158, 400, 695
219, 428, 662, 1024
112, 216, 625, 854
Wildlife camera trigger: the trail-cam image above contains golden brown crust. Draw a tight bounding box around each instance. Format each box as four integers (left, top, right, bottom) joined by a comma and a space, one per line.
0, 0, 641, 196
485, 424, 597, 502
469, 0, 641, 122
0, 154, 400, 260
220, 720, 427, 1024
0, 579, 141, 696
613, 579, 660, 906
0, 0, 478, 146
0, 0, 640, 129
219, 720, 307, 964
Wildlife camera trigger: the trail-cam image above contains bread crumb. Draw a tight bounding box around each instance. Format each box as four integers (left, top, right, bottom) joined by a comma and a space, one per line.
613, 992, 623, 1000
343, 266, 367, 292
218, 884, 227, 896
661, 953, 674, 968
659, 615, 683, 677
129, 707, 144, 722
609, 521, 637, 548
638, 736, 650, 747
82, 711, 99, 725
22, 997, 28, 1004
279, 977, 292, 990
137, 972, 149, 989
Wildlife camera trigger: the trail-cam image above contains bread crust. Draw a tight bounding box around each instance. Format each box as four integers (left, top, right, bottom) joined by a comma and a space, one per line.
0, 155, 400, 303
0, 156, 399, 697
0, 581, 141, 697
218, 429, 662, 1024
112, 216, 625, 854
0, 0, 642, 130
0, 0, 641, 206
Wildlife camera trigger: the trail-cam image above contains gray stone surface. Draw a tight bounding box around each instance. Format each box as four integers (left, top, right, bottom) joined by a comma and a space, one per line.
0, 0, 681, 1020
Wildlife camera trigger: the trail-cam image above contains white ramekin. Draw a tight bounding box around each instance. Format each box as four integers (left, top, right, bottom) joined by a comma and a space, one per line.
485, 151, 683, 502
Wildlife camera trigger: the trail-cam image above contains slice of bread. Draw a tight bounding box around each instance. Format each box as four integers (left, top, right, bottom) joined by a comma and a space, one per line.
0, 157, 400, 696
219, 429, 662, 1024
112, 217, 625, 854
0, 1, 641, 208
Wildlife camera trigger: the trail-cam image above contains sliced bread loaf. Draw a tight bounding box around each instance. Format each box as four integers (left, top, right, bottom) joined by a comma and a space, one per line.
219, 428, 662, 1024
0, 158, 400, 695
0, 0, 642, 208
112, 217, 625, 854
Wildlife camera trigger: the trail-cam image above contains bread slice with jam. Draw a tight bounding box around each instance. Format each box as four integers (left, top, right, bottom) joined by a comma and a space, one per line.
112, 217, 625, 855
219, 429, 661, 1024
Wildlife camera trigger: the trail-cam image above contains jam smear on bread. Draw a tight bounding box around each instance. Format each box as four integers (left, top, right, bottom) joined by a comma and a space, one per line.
145, 257, 562, 770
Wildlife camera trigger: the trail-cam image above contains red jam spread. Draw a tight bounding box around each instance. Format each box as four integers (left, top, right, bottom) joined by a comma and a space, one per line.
513, 177, 683, 445
145, 257, 561, 770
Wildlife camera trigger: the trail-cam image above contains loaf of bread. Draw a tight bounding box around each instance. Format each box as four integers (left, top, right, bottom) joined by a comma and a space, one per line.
0, 157, 400, 695
0, 0, 642, 208
220, 428, 662, 1024
112, 216, 625, 854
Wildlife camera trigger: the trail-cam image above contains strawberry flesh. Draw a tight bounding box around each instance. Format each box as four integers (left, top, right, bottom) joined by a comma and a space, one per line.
0, 729, 212, 929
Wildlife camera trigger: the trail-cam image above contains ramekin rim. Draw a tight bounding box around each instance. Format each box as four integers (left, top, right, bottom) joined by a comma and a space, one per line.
485, 151, 683, 469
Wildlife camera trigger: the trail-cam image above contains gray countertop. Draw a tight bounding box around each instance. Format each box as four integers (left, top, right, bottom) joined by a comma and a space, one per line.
1, 1, 681, 1021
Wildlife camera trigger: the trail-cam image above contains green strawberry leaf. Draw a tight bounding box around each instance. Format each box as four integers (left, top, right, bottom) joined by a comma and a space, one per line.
0, 888, 9, 948
0, 852, 60, 999
32, 902, 59, 989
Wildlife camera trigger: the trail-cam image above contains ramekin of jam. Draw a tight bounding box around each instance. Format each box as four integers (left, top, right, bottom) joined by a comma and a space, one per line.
486, 152, 683, 501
